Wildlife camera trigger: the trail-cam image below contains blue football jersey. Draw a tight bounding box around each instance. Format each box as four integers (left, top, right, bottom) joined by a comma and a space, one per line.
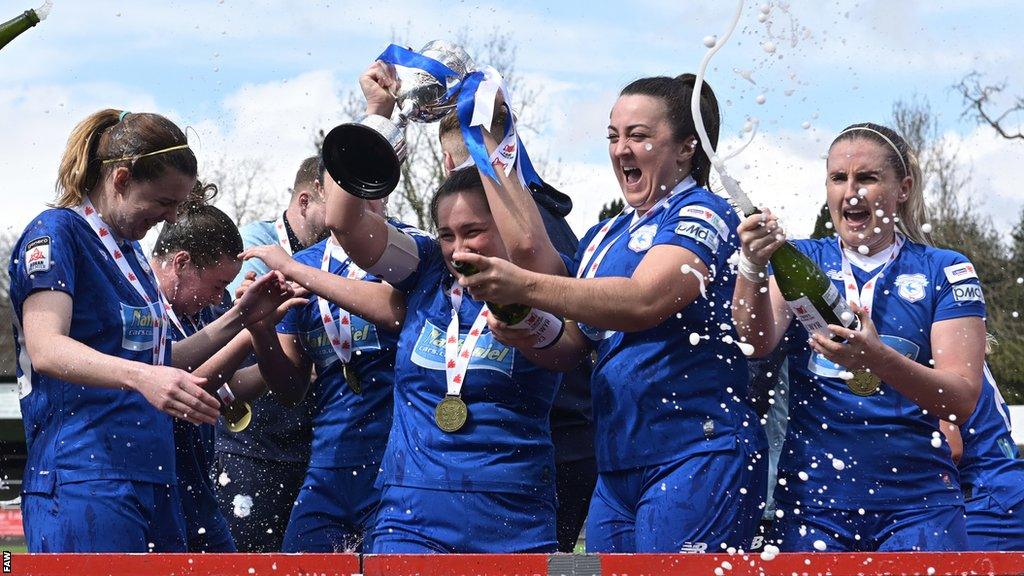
276, 239, 397, 468
10, 208, 175, 492
574, 185, 761, 472
380, 232, 560, 494
960, 364, 1024, 510
776, 238, 986, 510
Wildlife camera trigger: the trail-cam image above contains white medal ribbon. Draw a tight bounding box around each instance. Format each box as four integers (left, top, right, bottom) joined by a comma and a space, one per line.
444, 283, 491, 398
76, 199, 168, 365
463, 66, 534, 190
274, 215, 293, 255
838, 233, 905, 316
318, 239, 367, 364
577, 176, 697, 279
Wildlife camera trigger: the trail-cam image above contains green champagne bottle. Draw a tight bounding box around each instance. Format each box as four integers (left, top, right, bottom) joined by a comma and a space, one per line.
764, 228, 860, 341
0, 3, 51, 51
452, 259, 564, 348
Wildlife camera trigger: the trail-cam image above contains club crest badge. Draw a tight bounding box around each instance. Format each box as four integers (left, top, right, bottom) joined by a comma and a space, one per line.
628, 224, 658, 253
894, 273, 928, 303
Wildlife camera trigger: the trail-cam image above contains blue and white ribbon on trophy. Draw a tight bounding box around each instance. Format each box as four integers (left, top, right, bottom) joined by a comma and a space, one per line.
453, 66, 542, 190
376, 44, 461, 89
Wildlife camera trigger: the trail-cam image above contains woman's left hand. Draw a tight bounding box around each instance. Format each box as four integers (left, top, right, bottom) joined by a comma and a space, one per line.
808, 303, 887, 371
453, 252, 529, 305
239, 245, 295, 277
485, 313, 537, 349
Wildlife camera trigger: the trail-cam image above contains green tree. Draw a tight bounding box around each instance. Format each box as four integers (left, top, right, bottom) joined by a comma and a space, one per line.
810, 203, 833, 240
597, 198, 624, 223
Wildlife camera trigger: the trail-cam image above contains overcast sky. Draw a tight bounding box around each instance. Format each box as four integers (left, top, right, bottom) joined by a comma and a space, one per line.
3, 0, 1022, 241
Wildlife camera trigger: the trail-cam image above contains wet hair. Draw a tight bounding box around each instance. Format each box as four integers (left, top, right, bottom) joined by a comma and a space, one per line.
619, 73, 720, 187
152, 181, 242, 269
291, 156, 322, 200
438, 107, 509, 163
429, 167, 490, 229
830, 122, 929, 245
55, 109, 197, 207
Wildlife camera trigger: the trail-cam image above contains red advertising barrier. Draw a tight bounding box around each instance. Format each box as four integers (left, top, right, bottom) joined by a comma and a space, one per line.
0, 510, 22, 538
5, 552, 1024, 576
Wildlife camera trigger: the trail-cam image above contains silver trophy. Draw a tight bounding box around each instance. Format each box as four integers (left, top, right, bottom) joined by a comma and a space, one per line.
322, 40, 475, 199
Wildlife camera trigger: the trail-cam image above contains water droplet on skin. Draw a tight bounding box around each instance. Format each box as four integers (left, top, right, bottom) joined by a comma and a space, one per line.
857, 245, 870, 255
921, 223, 933, 233
813, 539, 827, 551
703, 35, 718, 48
644, 143, 653, 151
756, 94, 767, 105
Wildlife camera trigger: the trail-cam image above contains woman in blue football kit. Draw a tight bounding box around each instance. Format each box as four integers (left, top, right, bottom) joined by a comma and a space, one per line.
11, 110, 297, 552
733, 122, 987, 552
945, 360, 1024, 551
454, 75, 767, 553
236, 193, 407, 553
324, 124, 568, 552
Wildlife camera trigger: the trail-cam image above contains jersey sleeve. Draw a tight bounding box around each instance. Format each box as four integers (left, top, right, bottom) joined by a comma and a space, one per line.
933, 254, 987, 322
276, 301, 304, 335
11, 211, 80, 306
652, 201, 733, 270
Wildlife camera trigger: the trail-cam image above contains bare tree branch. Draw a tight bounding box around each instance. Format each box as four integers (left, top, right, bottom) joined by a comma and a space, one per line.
955, 72, 1024, 140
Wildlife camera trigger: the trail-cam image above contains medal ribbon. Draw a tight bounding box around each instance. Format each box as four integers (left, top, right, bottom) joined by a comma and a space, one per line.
319, 239, 367, 364
577, 176, 697, 279
376, 44, 460, 88
444, 283, 491, 398
838, 233, 905, 316
75, 199, 168, 365
274, 215, 293, 255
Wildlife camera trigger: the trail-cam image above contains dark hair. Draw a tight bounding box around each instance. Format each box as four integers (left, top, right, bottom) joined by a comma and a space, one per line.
619, 74, 719, 187
55, 109, 197, 207
438, 107, 509, 160
293, 156, 321, 195
830, 122, 929, 245
152, 183, 242, 269
429, 167, 489, 229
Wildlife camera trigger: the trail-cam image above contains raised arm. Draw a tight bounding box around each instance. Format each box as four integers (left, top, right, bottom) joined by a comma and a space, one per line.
477, 126, 564, 275
731, 210, 794, 357
21, 290, 220, 425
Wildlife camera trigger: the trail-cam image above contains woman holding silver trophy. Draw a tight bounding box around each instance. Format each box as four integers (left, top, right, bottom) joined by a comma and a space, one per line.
318, 43, 569, 553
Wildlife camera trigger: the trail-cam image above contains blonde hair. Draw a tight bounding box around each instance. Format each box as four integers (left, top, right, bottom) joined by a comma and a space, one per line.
831, 122, 931, 245
54, 109, 197, 207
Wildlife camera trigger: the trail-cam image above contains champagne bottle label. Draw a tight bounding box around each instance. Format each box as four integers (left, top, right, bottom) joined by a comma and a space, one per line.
787, 296, 831, 339
506, 308, 565, 349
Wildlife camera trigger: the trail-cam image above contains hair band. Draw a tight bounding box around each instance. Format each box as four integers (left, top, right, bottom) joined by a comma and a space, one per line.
101, 144, 190, 165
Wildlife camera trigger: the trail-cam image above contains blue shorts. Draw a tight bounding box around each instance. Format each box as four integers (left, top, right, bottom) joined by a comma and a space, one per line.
586, 442, 766, 553
22, 479, 186, 552
965, 494, 1024, 551
178, 475, 235, 552
369, 485, 557, 553
772, 502, 967, 552
282, 464, 381, 552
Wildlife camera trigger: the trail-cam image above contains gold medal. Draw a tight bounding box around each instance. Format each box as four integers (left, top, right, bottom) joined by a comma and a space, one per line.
847, 370, 881, 396
435, 394, 468, 433
223, 401, 253, 433
343, 364, 362, 395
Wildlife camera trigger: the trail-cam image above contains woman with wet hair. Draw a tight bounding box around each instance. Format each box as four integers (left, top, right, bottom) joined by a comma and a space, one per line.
454, 74, 766, 553
732, 122, 986, 551
10, 110, 297, 552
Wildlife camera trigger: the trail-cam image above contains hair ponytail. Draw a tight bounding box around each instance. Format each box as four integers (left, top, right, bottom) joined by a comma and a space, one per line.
54, 108, 121, 207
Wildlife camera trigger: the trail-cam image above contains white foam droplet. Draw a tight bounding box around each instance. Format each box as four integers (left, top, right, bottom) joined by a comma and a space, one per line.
760, 544, 779, 561
921, 223, 933, 233
825, 221, 833, 229
813, 539, 827, 551
756, 94, 767, 105
832, 458, 846, 471
689, 332, 701, 346
644, 143, 653, 151
680, 264, 707, 299
736, 341, 755, 356
873, 227, 881, 234
715, 568, 725, 576
801, 121, 811, 129
838, 370, 854, 380
931, 437, 942, 448
875, 209, 885, 217
1016, 277, 1023, 284
762, 41, 776, 54
703, 35, 718, 48
840, 311, 854, 323
858, 187, 868, 196
757, 12, 768, 22
218, 471, 231, 486
849, 197, 859, 206
232, 494, 253, 518
857, 245, 870, 255
798, 471, 809, 481
927, 567, 936, 575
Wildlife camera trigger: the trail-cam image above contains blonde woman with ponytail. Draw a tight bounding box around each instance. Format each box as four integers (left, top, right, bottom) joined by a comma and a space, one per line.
733, 122, 987, 552
9, 109, 298, 552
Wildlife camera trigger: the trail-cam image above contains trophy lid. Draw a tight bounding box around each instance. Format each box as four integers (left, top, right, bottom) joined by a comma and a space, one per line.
393, 40, 475, 123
